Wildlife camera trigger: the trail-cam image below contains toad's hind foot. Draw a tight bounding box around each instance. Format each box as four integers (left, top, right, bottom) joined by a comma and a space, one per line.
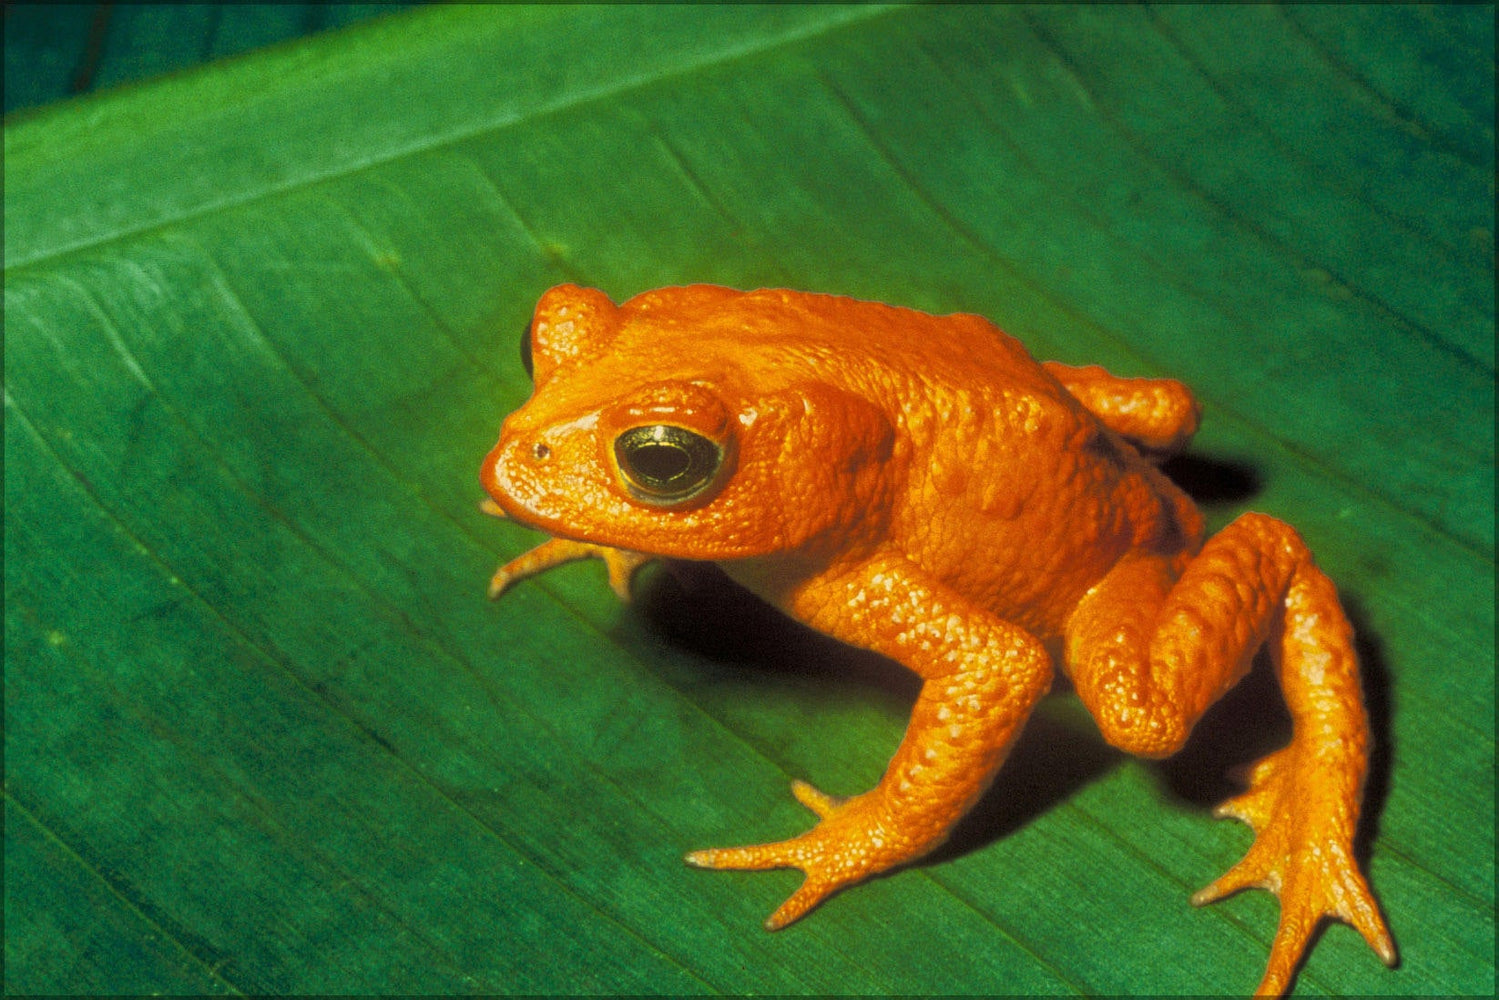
1193, 747, 1396, 996
685, 780, 917, 931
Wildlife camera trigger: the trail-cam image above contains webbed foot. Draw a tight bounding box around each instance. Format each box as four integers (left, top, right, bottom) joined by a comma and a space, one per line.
1193, 747, 1396, 996
686, 780, 918, 930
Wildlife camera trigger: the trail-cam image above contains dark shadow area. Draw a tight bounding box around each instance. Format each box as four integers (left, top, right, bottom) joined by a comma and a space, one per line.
1155, 648, 1291, 806
1160, 451, 1262, 505
1342, 593, 1397, 870
632, 560, 918, 702
926, 706, 1121, 864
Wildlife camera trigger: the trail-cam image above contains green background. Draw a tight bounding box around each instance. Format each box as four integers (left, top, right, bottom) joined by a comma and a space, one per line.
5, 4, 1493, 995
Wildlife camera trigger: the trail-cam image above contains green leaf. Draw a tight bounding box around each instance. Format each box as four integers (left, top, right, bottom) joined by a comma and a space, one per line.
5, 4, 1492, 995
2, 3, 424, 116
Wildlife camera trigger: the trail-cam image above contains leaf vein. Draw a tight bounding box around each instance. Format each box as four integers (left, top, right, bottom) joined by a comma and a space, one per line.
3, 787, 245, 995
5, 4, 905, 273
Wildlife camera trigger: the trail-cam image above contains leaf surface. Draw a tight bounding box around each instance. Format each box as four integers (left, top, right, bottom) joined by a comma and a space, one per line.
5, 4, 1493, 994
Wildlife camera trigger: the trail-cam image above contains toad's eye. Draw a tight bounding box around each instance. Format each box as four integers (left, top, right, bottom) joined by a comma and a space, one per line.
613, 424, 723, 504
519, 322, 534, 378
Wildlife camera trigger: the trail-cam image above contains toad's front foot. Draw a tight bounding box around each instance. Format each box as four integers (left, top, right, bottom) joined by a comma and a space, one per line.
686, 779, 925, 930
1192, 747, 1396, 996
481, 499, 649, 601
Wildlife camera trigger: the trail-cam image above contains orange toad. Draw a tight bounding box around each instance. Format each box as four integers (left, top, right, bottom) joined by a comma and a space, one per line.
480, 284, 1395, 996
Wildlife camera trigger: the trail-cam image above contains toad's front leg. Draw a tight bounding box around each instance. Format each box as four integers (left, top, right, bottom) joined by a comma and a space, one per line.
481, 498, 650, 601
687, 554, 1053, 928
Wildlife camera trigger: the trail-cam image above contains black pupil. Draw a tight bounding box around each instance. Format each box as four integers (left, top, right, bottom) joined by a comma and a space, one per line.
614, 424, 721, 502
630, 442, 691, 484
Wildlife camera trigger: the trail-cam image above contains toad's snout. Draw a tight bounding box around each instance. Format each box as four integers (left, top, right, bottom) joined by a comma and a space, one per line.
481, 431, 544, 516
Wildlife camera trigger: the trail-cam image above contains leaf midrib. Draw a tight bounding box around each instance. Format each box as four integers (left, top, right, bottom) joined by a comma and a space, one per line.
3, 4, 904, 273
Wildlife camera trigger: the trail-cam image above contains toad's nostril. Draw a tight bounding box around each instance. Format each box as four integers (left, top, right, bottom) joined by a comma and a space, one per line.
531, 441, 551, 461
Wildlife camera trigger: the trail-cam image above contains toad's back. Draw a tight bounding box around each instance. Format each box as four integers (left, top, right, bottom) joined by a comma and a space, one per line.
610, 286, 1189, 637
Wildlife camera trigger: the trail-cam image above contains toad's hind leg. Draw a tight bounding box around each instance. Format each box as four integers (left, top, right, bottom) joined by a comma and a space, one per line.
1043, 361, 1201, 459
1064, 512, 1394, 997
